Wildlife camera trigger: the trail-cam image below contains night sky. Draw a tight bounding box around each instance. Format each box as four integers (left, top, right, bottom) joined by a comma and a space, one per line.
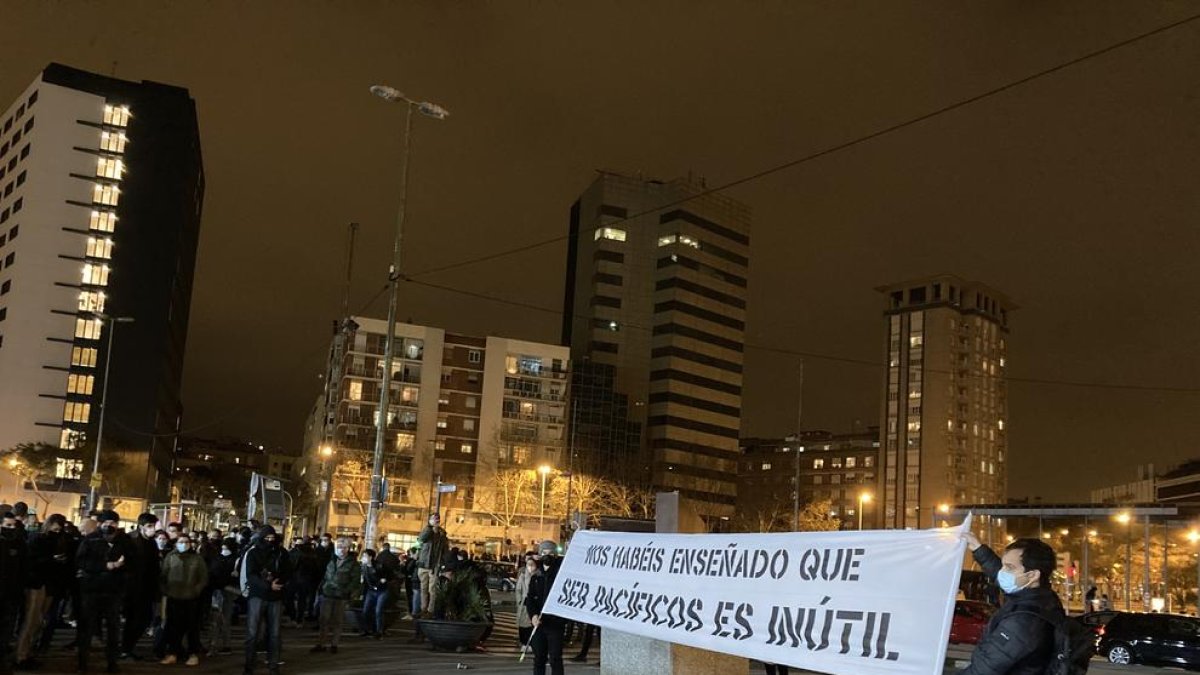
5, 2, 1200, 501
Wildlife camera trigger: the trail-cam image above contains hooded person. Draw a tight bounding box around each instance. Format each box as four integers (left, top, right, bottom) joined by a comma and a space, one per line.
76, 509, 131, 674
206, 537, 240, 656
1, 511, 28, 674
524, 541, 566, 675
240, 524, 292, 675
119, 512, 161, 660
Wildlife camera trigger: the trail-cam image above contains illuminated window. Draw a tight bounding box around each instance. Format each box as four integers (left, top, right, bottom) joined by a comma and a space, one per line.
55, 457, 83, 479
67, 373, 95, 395
657, 234, 676, 247
395, 433, 414, 452
71, 346, 98, 367
437, 417, 448, 429
761, 462, 772, 470
997, 419, 1005, 430
96, 157, 123, 179
813, 458, 824, 469
99, 131, 127, 153
461, 443, 474, 454
434, 440, 446, 451
85, 237, 113, 259
677, 234, 700, 249
59, 429, 84, 450
81, 264, 110, 286
465, 396, 477, 408
593, 227, 626, 242
909, 335, 923, 347
467, 349, 481, 364
348, 381, 362, 401
463, 418, 476, 431
74, 318, 102, 340
846, 457, 856, 469
400, 386, 419, 404
89, 211, 117, 232
505, 355, 518, 374
103, 105, 130, 127
63, 401, 91, 423
92, 183, 119, 206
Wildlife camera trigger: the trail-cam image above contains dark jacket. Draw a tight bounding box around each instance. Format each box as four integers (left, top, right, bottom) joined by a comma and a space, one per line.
76, 530, 133, 596
0, 528, 27, 600
522, 559, 562, 628
320, 555, 362, 600
208, 552, 237, 593
416, 525, 449, 570
960, 545, 1060, 675
375, 549, 400, 576
42, 529, 75, 596
25, 528, 57, 589
127, 532, 162, 598
292, 544, 323, 586
362, 563, 389, 592
242, 541, 293, 601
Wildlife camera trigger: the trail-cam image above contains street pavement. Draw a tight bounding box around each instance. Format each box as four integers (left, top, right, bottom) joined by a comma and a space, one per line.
27, 602, 1187, 674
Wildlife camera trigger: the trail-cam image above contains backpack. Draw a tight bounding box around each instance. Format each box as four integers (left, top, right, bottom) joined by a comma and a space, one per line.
1017, 610, 1092, 675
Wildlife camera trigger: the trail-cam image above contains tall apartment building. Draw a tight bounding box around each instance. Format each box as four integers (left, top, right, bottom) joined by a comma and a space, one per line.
303, 317, 569, 550
740, 428, 881, 530
562, 171, 750, 522
876, 275, 1013, 529
0, 63, 203, 502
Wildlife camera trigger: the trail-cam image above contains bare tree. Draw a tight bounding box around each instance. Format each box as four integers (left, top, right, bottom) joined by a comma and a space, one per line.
474, 467, 538, 552
796, 499, 842, 532
0, 442, 62, 516
731, 500, 792, 533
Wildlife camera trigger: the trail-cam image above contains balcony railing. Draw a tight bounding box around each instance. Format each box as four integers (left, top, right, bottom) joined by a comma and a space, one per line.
502, 410, 565, 425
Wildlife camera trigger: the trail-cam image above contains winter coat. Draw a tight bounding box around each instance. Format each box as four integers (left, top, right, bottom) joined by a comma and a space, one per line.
24, 529, 57, 589
522, 561, 562, 628
514, 567, 532, 628
0, 528, 27, 600
320, 555, 362, 600
127, 533, 162, 598
416, 525, 449, 571
291, 545, 323, 586
375, 549, 399, 576
161, 549, 209, 600
362, 563, 389, 592
959, 545, 1060, 675
208, 552, 238, 593
242, 542, 293, 601
76, 530, 133, 596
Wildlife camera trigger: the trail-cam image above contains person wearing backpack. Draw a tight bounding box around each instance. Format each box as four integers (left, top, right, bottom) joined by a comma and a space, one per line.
959, 532, 1089, 675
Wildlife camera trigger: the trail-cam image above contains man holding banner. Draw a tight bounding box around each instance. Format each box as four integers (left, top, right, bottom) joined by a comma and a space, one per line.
958, 532, 1064, 675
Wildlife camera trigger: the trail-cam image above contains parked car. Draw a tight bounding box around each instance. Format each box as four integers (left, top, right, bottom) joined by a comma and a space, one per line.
1079, 610, 1120, 637
1098, 612, 1200, 668
949, 600, 997, 645
479, 561, 517, 592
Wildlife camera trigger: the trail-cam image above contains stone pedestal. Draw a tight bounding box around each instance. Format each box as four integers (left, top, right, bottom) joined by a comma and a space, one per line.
598, 492, 749, 675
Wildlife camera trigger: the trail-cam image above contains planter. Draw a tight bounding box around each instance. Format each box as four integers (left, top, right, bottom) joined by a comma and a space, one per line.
418, 619, 490, 651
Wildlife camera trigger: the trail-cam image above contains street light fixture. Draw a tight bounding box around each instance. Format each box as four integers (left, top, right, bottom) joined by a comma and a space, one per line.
89, 313, 134, 513
857, 492, 872, 531
1115, 511, 1133, 610
363, 83, 448, 548
320, 445, 333, 459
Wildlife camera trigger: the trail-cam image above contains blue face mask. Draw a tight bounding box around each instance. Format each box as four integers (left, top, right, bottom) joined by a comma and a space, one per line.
997, 569, 1028, 594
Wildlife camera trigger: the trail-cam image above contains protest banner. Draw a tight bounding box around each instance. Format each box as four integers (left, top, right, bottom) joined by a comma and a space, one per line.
543, 517, 970, 675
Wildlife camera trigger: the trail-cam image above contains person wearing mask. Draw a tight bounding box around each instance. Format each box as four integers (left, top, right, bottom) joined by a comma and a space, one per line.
311, 533, 334, 621
311, 537, 361, 654
400, 549, 420, 620
287, 538, 320, 628
118, 513, 161, 662
241, 525, 291, 675
416, 514, 449, 617
159, 533, 208, 666
358, 549, 389, 639
35, 516, 75, 655
206, 538, 238, 657
514, 552, 536, 649
1, 512, 29, 675
165, 523, 183, 544
958, 532, 1062, 675
524, 544, 565, 675
14, 513, 66, 670
76, 510, 130, 674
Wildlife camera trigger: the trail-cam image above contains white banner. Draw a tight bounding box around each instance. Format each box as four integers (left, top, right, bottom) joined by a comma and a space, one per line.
544, 519, 969, 675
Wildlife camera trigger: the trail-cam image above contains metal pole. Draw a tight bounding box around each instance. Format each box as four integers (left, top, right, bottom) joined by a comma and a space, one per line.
365, 102, 414, 547
566, 398, 577, 538
1125, 523, 1132, 611
434, 477, 443, 519
858, 495, 864, 531
1145, 515, 1152, 611
89, 318, 120, 512
1163, 521, 1170, 612
1082, 516, 1090, 605
539, 471, 548, 530
793, 360, 804, 531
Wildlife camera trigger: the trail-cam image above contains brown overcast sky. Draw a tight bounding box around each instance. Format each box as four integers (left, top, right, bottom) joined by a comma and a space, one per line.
4, 1, 1200, 501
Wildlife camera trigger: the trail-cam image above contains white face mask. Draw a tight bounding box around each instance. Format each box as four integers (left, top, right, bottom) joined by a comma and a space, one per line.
157, 539, 169, 550
361, 556, 370, 565
221, 549, 233, 557
176, 542, 189, 554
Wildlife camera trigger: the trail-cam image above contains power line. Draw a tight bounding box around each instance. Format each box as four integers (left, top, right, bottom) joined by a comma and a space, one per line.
402, 275, 1200, 395
406, 10, 1200, 280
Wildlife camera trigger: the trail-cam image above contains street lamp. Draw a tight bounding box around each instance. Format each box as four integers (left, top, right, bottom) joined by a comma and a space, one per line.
858, 492, 872, 531
89, 314, 134, 513
930, 502, 951, 528
1188, 529, 1200, 615
363, 83, 448, 548
538, 465, 552, 533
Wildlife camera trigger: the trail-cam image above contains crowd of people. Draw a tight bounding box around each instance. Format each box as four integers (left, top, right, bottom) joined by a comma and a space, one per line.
0, 505, 593, 675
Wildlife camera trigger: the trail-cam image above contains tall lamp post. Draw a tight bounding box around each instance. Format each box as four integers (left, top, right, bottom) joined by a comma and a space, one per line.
1188, 529, 1200, 615
89, 314, 134, 512
858, 492, 872, 531
363, 84, 448, 547
316, 444, 333, 533
538, 465, 552, 536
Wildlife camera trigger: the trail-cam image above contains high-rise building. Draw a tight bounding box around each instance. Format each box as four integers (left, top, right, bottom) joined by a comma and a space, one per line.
739, 428, 880, 530
303, 317, 570, 551
0, 63, 203, 502
876, 275, 1013, 529
562, 171, 750, 522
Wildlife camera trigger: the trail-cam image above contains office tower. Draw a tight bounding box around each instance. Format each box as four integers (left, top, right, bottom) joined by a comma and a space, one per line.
562, 170, 750, 522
